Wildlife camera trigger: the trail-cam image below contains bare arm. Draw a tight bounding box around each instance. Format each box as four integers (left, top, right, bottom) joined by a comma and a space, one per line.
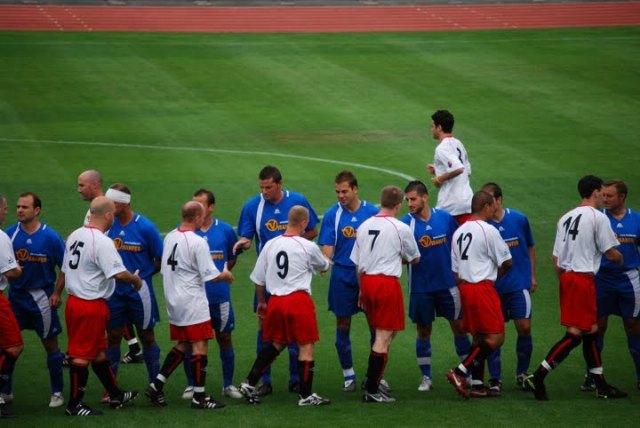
114, 269, 142, 291
529, 246, 537, 293
321, 245, 334, 260
50, 270, 64, 308
552, 255, 562, 278
604, 247, 623, 267
255, 284, 267, 319
302, 227, 318, 241
232, 237, 252, 255
432, 167, 464, 188
497, 259, 513, 277
3, 265, 22, 281
211, 270, 234, 284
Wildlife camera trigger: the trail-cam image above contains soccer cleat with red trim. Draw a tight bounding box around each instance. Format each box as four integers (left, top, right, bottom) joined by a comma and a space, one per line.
446, 369, 470, 399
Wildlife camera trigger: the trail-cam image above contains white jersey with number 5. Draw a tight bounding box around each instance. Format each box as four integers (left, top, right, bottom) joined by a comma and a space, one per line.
350, 215, 420, 278
62, 226, 127, 300
553, 206, 619, 274
433, 136, 473, 216
451, 220, 511, 283
250, 234, 329, 296
162, 228, 221, 326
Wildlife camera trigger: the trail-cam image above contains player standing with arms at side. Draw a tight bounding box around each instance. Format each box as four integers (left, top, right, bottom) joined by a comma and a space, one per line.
0, 193, 23, 418
2, 192, 65, 408
427, 110, 473, 225
104, 184, 163, 393
351, 186, 420, 403
77, 170, 143, 363
234, 165, 319, 396
400, 180, 470, 392
145, 201, 233, 410
527, 175, 627, 400
318, 171, 379, 392
481, 183, 537, 394
238, 206, 331, 406
51, 196, 141, 416
445, 191, 512, 399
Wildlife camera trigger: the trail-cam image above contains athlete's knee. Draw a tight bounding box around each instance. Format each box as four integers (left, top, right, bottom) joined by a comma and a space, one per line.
107, 327, 124, 347
515, 319, 532, 336
216, 332, 233, 349
623, 318, 640, 336
336, 316, 351, 330
138, 329, 156, 348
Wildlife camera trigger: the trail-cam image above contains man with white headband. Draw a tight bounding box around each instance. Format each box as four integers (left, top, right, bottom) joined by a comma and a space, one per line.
77, 170, 143, 365
104, 183, 163, 397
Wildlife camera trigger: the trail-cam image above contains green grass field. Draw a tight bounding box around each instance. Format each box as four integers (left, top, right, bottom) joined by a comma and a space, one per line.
1, 26, 640, 427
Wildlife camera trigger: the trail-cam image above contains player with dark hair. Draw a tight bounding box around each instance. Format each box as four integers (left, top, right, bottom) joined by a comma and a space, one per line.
480, 182, 537, 394
351, 186, 420, 403
401, 180, 470, 392
239, 206, 331, 406
446, 191, 512, 399
427, 110, 473, 224
580, 179, 640, 392
234, 165, 319, 396
527, 175, 627, 400
2, 192, 66, 408
318, 171, 379, 392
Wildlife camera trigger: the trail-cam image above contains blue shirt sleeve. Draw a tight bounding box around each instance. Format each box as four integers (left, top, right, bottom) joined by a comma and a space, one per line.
318, 205, 336, 246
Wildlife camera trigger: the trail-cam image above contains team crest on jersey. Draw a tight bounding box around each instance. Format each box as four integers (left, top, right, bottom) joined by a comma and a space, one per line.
342, 226, 356, 238
16, 248, 30, 261
265, 219, 287, 232
419, 235, 446, 248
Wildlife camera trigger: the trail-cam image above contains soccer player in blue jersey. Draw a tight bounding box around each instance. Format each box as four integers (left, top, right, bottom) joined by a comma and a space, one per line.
318, 171, 379, 392
233, 165, 319, 397
2, 192, 65, 408
581, 180, 640, 391
481, 183, 537, 394
181, 189, 243, 400
400, 181, 471, 392
104, 184, 163, 393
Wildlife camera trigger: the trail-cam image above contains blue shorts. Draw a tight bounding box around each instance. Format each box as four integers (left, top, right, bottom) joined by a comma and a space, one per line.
108, 279, 160, 330
499, 289, 532, 321
210, 301, 235, 333
8, 285, 62, 340
409, 287, 462, 325
328, 264, 361, 318
596, 269, 640, 318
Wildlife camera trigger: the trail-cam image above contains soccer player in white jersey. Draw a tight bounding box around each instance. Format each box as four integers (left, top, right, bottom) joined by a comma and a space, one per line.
446, 191, 512, 399
0, 193, 23, 418
527, 175, 627, 401
427, 110, 473, 224
51, 196, 141, 416
239, 205, 331, 406
77, 170, 143, 363
350, 186, 420, 403
145, 201, 233, 410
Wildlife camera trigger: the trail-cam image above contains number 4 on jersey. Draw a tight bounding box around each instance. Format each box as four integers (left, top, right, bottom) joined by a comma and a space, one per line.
167, 243, 178, 271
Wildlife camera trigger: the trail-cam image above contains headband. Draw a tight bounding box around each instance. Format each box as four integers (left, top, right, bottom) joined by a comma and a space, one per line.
105, 188, 131, 204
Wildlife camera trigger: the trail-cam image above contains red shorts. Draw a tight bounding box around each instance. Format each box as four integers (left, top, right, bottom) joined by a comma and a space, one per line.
360, 274, 405, 331
170, 320, 214, 343
263, 291, 319, 345
0, 292, 23, 349
65, 295, 109, 360
454, 213, 474, 225
559, 272, 596, 331
459, 281, 505, 335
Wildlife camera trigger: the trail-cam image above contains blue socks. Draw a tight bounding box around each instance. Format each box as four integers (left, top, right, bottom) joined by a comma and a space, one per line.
144, 343, 161, 383
106, 347, 121, 376
516, 335, 533, 376
220, 347, 235, 388
416, 338, 432, 377
47, 349, 64, 394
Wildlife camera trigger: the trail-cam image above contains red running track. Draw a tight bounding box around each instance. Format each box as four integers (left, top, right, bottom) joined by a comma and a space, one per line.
0, 2, 638, 33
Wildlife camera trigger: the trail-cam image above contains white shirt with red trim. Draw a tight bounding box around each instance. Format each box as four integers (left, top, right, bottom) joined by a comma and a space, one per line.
350, 215, 420, 277
433, 136, 473, 216
451, 219, 511, 283
250, 234, 329, 296
553, 206, 619, 274
161, 228, 221, 326
62, 226, 127, 300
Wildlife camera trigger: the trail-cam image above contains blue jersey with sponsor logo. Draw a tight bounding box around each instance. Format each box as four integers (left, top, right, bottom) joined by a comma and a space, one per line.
598, 208, 640, 274
195, 218, 237, 304
106, 213, 163, 283
5, 223, 64, 290
318, 201, 379, 267
237, 190, 319, 254
401, 209, 457, 293
487, 208, 535, 294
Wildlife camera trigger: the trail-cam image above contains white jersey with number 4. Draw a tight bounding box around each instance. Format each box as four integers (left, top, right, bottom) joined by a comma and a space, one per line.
553, 206, 619, 274
0, 229, 18, 292
250, 234, 329, 296
350, 215, 420, 278
161, 228, 221, 326
433, 136, 473, 216
62, 226, 127, 300
451, 220, 511, 283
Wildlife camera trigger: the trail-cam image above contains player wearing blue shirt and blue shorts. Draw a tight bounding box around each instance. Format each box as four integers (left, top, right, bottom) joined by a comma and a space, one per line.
482, 183, 537, 394
233, 166, 319, 397
104, 184, 163, 390
401, 181, 471, 392
3, 192, 65, 408
582, 180, 640, 391
181, 189, 243, 400
318, 171, 379, 392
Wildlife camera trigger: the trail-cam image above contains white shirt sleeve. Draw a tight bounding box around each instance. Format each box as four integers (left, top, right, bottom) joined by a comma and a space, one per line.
308, 243, 330, 273
195, 238, 220, 282
438, 142, 464, 173
400, 226, 420, 263
0, 232, 17, 274
595, 213, 620, 254
488, 227, 512, 266
250, 241, 269, 286
96, 238, 127, 279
